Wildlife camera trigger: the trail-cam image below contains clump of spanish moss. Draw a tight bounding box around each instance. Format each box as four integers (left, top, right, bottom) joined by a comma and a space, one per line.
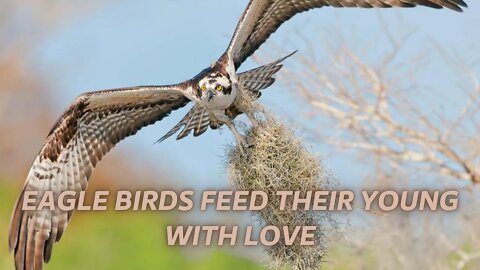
227, 93, 337, 270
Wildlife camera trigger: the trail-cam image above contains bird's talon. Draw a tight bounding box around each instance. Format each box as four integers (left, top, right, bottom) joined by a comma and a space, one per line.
253, 125, 265, 135
237, 145, 245, 155
236, 135, 254, 154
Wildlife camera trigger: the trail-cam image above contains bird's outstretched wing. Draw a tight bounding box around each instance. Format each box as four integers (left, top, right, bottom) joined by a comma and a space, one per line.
158, 51, 296, 143
9, 85, 189, 270
226, 0, 468, 69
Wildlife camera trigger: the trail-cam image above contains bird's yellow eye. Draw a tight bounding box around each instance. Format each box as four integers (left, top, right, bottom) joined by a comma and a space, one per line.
201, 85, 207, 91
216, 85, 223, 91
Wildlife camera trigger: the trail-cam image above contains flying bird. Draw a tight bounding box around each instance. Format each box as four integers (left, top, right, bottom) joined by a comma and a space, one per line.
9, 0, 467, 269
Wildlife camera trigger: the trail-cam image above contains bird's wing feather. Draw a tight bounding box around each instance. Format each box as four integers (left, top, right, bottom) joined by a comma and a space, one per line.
9, 85, 189, 270
226, 0, 467, 69
238, 50, 296, 93
156, 105, 211, 143
158, 52, 296, 143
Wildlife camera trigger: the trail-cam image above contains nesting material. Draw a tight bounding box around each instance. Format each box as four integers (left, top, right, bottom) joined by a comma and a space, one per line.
227, 94, 335, 270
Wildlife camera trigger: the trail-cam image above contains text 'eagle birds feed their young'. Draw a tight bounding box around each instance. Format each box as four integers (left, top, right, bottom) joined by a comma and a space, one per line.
9, 0, 468, 269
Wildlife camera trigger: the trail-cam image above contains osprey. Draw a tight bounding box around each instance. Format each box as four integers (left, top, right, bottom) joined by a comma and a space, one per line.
9, 0, 467, 269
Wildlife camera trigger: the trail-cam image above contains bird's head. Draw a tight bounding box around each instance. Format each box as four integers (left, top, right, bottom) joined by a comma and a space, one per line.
196, 71, 232, 102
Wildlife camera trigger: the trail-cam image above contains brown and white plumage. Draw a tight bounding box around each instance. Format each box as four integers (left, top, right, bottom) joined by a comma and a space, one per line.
9, 86, 189, 269
237, 50, 296, 92
157, 105, 211, 142
225, 0, 467, 69
9, 0, 468, 269
158, 51, 295, 142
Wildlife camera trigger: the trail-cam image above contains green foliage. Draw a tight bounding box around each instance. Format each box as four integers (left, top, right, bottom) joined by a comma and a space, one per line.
0, 182, 265, 270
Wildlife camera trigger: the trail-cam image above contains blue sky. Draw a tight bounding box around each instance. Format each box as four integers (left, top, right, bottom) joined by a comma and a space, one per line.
34, 0, 479, 191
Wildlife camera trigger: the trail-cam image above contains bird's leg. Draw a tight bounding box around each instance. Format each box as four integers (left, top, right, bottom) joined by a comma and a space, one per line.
223, 119, 249, 153
213, 109, 251, 153
235, 83, 261, 131
246, 111, 259, 128
245, 111, 265, 134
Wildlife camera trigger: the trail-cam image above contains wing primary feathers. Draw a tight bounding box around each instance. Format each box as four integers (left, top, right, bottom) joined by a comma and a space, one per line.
9, 85, 189, 270
157, 105, 213, 142
177, 107, 200, 140
25, 214, 36, 270
155, 106, 198, 143
15, 214, 28, 269
193, 108, 209, 137
238, 50, 296, 92
9, 185, 26, 252
225, 0, 467, 69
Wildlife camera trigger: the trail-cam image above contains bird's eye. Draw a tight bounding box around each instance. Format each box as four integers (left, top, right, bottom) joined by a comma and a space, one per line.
216, 85, 223, 91
201, 85, 207, 91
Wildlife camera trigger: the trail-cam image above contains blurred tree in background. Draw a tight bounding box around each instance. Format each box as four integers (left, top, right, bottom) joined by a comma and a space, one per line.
269, 21, 480, 269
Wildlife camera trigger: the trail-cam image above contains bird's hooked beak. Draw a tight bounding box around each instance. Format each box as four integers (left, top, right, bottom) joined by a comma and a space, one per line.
206, 90, 215, 101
